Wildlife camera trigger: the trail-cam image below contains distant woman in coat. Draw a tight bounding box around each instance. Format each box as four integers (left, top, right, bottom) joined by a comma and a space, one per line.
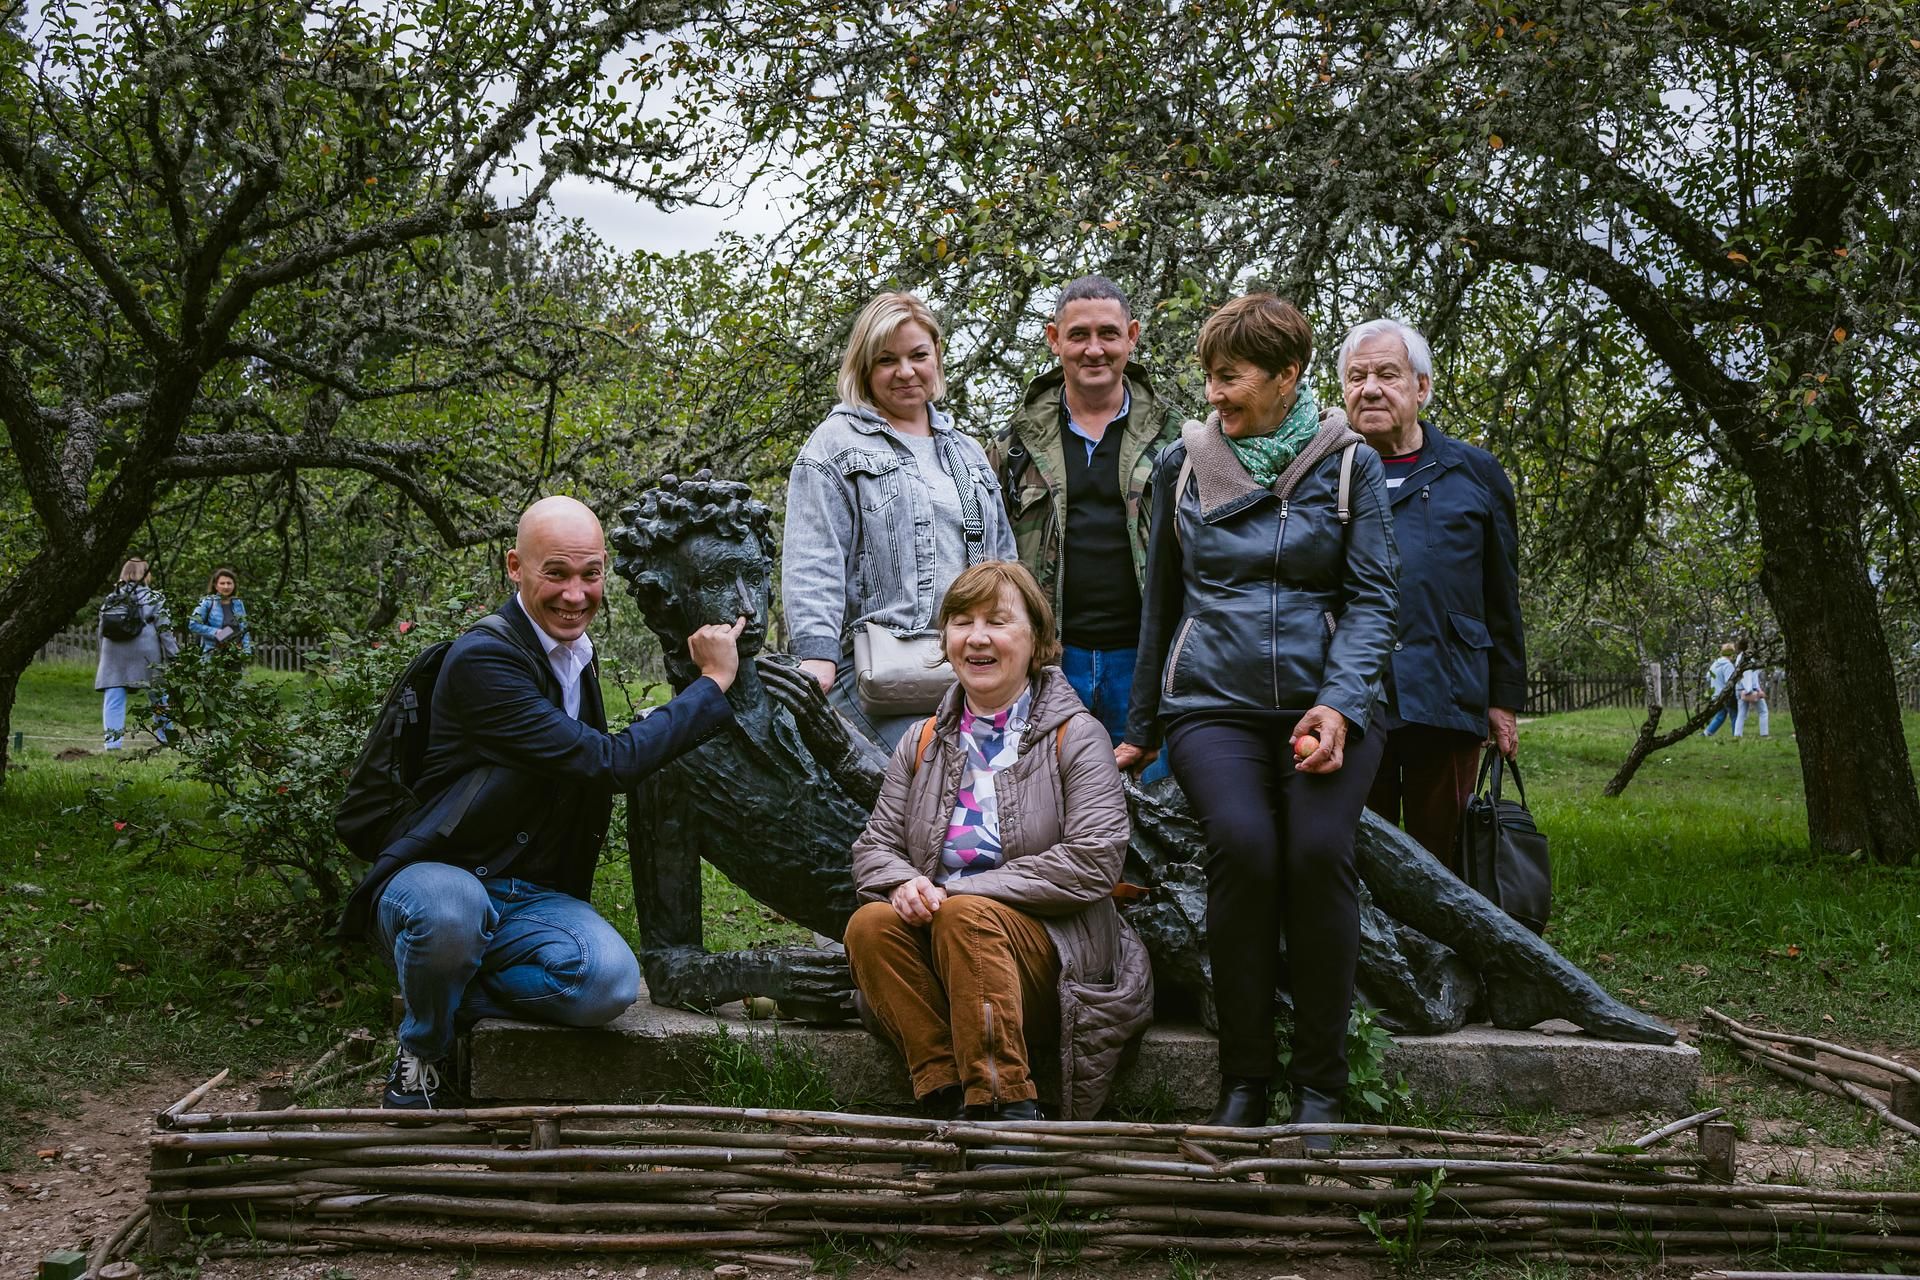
1118, 294, 1398, 1140
95, 558, 177, 750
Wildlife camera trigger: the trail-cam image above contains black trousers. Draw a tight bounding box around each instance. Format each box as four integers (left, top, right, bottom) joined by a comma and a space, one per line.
1167, 711, 1386, 1090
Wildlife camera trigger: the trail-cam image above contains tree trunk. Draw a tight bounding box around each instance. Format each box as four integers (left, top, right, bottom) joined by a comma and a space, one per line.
1744, 436, 1920, 864
0, 665, 18, 777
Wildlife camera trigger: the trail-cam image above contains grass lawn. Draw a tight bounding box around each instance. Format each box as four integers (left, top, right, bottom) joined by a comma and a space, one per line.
4, 659, 1919, 1184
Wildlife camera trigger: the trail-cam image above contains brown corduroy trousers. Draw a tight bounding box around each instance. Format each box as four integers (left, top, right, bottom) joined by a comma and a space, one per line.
844, 895, 1059, 1109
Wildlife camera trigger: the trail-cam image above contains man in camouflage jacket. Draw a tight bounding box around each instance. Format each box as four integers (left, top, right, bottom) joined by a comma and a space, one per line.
989, 276, 1184, 760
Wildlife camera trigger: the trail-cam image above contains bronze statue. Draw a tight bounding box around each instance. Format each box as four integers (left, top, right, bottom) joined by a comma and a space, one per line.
611, 473, 1674, 1046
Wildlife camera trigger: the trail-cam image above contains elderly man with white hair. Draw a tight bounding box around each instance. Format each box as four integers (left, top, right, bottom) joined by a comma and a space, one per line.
1340, 319, 1527, 871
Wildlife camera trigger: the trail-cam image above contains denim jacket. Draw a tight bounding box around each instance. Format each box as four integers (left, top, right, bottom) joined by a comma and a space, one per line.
189, 594, 252, 654
782, 402, 1016, 663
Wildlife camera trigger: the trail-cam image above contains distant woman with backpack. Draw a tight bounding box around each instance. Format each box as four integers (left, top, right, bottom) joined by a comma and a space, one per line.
188, 566, 252, 656
95, 558, 177, 750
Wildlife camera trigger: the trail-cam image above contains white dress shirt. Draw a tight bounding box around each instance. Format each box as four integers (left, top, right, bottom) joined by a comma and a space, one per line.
516, 593, 595, 721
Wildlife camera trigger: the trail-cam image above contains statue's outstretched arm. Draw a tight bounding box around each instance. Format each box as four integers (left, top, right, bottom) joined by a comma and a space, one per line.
756, 654, 887, 809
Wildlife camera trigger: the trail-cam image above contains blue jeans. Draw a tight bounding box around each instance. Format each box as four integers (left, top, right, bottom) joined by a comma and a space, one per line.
1703, 703, 1730, 736
376, 863, 640, 1061
101, 686, 169, 748
1060, 644, 1170, 784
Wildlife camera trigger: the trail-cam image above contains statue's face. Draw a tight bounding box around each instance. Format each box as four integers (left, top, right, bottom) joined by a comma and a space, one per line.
664, 530, 771, 659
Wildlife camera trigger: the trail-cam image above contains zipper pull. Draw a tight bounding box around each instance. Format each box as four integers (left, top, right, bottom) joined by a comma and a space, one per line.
1280, 499, 1289, 519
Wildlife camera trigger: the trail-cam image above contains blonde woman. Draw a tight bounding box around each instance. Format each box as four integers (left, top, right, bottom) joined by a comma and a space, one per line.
783, 292, 1015, 748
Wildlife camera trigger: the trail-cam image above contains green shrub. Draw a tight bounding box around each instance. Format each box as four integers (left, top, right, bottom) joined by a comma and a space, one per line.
83, 599, 483, 913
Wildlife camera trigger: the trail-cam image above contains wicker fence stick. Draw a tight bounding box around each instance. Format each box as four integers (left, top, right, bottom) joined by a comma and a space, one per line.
84, 1205, 148, 1273
1721, 1033, 1913, 1094
159, 1068, 229, 1121
1703, 1007, 1920, 1085
1633, 1108, 1726, 1148
1716, 1029, 1920, 1139
156, 1102, 1546, 1146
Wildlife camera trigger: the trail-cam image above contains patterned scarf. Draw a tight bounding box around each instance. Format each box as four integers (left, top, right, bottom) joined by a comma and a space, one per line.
1224, 384, 1319, 487
940, 687, 1034, 880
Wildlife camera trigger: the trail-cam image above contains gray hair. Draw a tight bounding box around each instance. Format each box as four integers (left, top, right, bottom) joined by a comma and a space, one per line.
1054, 275, 1132, 321
1338, 319, 1435, 407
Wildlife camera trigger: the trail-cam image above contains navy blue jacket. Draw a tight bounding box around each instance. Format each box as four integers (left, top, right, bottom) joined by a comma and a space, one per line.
339, 597, 732, 939
1380, 422, 1526, 736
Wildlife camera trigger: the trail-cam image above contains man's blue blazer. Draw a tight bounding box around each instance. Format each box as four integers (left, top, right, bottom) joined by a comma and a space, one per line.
338, 596, 731, 940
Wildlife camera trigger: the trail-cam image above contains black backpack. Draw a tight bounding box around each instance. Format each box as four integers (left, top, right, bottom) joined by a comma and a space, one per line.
99, 584, 146, 642
333, 614, 509, 860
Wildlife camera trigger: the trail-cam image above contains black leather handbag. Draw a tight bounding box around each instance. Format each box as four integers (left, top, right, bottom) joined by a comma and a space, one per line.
1458, 747, 1551, 935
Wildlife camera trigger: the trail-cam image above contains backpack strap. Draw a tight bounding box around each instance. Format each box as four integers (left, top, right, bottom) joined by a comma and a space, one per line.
908, 716, 939, 778
1171, 453, 1194, 547
907, 715, 1069, 778
1336, 441, 1359, 524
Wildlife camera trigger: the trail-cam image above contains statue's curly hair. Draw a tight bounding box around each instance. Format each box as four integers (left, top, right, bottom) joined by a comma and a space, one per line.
610, 469, 775, 570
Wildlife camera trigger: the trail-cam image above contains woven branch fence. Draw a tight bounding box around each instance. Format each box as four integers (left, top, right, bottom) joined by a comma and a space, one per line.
118, 1078, 1920, 1269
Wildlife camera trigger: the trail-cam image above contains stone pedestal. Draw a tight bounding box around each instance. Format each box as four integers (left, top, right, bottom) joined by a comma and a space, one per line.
470, 985, 1698, 1117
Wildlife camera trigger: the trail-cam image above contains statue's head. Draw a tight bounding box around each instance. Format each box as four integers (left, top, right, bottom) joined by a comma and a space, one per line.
611, 470, 776, 677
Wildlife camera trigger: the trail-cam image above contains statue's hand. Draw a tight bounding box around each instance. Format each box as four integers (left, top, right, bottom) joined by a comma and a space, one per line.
759, 653, 841, 731
735, 946, 856, 1022
756, 653, 885, 806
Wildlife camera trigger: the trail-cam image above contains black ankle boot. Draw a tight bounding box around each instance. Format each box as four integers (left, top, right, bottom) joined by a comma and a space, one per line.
918, 1085, 966, 1121
1291, 1085, 1343, 1151
987, 1098, 1041, 1122
1206, 1075, 1270, 1127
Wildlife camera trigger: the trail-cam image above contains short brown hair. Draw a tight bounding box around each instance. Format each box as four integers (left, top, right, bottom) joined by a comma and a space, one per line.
118, 558, 149, 583
837, 291, 947, 410
1197, 293, 1312, 380
208, 566, 238, 593
935, 560, 1061, 678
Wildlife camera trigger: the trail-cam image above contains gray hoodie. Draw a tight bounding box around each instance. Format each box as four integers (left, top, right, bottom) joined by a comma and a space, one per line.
782, 401, 1016, 663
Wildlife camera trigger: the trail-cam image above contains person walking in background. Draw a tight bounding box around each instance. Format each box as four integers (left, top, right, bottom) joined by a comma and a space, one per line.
95, 557, 177, 750
1118, 294, 1398, 1139
1339, 319, 1526, 870
1733, 663, 1770, 739
783, 291, 1016, 749
990, 276, 1183, 781
1703, 643, 1737, 737
188, 566, 253, 656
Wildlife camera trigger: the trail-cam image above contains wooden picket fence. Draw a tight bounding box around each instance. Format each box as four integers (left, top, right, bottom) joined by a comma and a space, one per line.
35, 627, 326, 673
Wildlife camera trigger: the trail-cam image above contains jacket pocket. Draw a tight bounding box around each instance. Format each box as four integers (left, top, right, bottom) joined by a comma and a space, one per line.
1448, 610, 1493, 650
838, 449, 901, 514
1163, 616, 1198, 697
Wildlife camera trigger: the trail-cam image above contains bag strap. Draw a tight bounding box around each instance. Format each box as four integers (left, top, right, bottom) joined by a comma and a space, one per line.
908, 715, 1068, 778
1171, 454, 1194, 547
1336, 441, 1359, 524
1482, 746, 1528, 808
936, 432, 987, 566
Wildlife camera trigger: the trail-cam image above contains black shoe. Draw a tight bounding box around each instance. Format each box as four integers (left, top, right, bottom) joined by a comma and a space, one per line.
1206, 1076, 1270, 1128
382, 1049, 467, 1110
986, 1098, 1042, 1122
918, 1085, 966, 1121
1291, 1085, 1343, 1152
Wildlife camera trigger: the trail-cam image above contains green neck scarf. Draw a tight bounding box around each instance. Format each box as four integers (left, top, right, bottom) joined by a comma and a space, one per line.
1223, 384, 1319, 487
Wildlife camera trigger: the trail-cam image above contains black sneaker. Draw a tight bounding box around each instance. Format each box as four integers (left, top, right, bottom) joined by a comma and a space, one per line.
382, 1049, 467, 1110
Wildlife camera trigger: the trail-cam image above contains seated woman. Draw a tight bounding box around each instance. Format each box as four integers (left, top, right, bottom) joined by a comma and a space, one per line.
845, 560, 1152, 1121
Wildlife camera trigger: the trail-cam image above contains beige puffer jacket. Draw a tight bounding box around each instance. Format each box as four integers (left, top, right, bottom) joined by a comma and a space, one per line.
851, 666, 1154, 1118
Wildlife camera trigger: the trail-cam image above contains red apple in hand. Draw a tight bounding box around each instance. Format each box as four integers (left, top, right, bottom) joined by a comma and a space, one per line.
1293, 733, 1320, 760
